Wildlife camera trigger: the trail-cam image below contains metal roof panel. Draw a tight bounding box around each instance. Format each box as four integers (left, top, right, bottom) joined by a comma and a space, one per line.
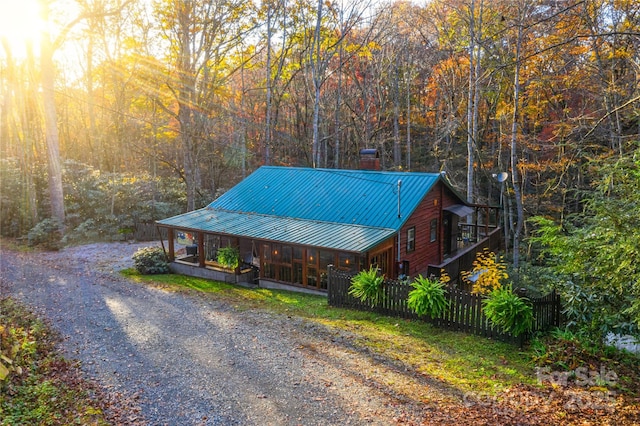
208, 166, 442, 230
157, 208, 396, 253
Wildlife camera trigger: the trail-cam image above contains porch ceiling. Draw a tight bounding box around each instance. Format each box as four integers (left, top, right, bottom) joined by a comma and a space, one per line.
157, 208, 396, 253
444, 204, 475, 218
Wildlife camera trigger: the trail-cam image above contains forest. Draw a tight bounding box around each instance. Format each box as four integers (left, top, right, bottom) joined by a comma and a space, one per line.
1, 0, 639, 337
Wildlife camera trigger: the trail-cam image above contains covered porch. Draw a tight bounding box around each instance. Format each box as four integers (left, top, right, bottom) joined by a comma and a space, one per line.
426, 202, 504, 287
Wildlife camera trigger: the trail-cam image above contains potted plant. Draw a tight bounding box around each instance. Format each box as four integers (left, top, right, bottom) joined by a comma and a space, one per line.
216, 246, 240, 271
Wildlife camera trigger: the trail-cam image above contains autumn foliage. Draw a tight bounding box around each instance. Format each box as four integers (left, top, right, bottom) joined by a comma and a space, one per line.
462, 249, 509, 295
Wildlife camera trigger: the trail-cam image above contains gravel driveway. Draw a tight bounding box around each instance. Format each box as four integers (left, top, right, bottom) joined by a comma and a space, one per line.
0, 242, 428, 425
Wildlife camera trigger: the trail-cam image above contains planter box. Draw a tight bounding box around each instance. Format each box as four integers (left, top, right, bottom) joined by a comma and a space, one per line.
169, 261, 256, 286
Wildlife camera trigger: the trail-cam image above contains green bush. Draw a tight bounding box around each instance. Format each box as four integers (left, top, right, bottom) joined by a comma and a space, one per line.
407, 275, 450, 319
349, 266, 385, 306
482, 286, 534, 337
216, 246, 240, 270
132, 247, 169, 275
27, 219, 63, 250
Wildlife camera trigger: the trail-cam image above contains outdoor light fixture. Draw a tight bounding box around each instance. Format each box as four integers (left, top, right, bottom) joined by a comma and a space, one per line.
492, 172, 508, 183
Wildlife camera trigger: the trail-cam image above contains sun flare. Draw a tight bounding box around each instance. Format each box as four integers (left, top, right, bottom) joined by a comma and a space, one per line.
0, 0, 46, 57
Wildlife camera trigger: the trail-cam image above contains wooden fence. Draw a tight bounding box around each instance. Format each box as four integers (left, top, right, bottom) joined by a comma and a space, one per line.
132, 222, 163, 241
327, 266, 561, 343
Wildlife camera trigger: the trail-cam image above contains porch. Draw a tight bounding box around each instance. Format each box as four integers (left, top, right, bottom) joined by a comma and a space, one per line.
427, 225, 503, 287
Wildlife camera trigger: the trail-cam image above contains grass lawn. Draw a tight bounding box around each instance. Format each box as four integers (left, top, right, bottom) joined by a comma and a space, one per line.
0, 298, 111, 425
121, 270, 539, 397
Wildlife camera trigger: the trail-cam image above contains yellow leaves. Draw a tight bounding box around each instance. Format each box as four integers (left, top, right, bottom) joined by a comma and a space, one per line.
439, 269, 451, 285
0, 323, 20, 381
461, 249, 508, 295
0, 360, 9, 380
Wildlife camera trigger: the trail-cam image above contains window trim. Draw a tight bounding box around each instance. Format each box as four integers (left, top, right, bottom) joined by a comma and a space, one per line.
430, 219, 438, 242
406, 227, 416, 252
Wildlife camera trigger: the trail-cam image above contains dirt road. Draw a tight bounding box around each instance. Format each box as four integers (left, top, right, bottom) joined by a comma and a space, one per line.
0, 243, 426, 425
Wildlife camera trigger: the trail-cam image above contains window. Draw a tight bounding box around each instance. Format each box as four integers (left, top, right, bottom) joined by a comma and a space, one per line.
430, 219, 438, 242
338, 253, 356, 271
407, 227, 415, 252
370, 249, 391, 276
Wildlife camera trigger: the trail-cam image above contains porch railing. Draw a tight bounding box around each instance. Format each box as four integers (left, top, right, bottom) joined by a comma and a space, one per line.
427, 226, 503, 287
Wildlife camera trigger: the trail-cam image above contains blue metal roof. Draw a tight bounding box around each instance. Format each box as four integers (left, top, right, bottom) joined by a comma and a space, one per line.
208, 166, 441, 229
157, 208, 396, 253
158, 166, 449, 253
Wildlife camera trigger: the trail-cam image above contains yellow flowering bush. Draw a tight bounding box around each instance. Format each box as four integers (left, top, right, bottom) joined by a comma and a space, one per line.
461, 249, 508, 295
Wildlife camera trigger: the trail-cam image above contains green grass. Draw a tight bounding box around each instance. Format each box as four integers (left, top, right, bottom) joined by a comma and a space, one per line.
122, 269, 538, 396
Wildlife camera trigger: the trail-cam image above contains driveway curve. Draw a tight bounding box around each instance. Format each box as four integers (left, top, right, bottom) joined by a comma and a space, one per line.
0, 243, 426, 425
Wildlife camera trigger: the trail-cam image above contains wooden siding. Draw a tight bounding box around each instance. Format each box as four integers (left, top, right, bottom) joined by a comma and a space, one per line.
397, 181, 469, 277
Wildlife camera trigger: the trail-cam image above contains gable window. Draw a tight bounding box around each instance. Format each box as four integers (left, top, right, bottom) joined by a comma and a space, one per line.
430, 219, 438, 242
407, 227, 415, 252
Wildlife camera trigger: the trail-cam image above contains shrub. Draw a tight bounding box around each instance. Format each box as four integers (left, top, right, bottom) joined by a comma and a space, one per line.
407, 275, 450, 319
27, 218, 63, 250
482, 286, 534, 337
349, 266, 385, 306
216, 246, 240, 270
461, 249, 508, 295
132, 247, 169, 275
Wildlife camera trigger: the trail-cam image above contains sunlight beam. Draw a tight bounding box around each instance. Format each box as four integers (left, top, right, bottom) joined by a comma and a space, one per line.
0, 0, 45, 58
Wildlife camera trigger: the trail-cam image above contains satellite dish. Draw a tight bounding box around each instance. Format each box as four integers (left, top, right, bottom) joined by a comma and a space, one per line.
492, 172, 509, 183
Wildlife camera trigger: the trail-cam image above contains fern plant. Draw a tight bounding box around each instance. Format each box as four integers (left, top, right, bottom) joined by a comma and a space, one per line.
482, 286, 534, 337
217, 246, 240, 270
407, 275, 450, 319
349, 266, 385, 306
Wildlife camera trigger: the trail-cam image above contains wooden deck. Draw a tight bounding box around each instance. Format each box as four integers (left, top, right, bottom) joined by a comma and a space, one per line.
427, 226, 503, 286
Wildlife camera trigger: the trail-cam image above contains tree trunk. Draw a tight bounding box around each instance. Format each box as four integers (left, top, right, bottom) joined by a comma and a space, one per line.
510, 11, 525, 269
40, 1, 65, 229
466, 0, 476, 206
311, 0, 323, 168
392, 62, 401, 168
264, 1, 273, 166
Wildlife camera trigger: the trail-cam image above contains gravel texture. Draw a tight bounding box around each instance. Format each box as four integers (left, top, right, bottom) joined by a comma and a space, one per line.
0, 242, 427, 425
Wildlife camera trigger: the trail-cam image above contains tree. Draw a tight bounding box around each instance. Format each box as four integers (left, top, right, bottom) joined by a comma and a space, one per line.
308, 0, 373, 168
39, 0, 65, 229
153, 0, 255, 210
507, 0, 528, 269
530, 150, 640, 336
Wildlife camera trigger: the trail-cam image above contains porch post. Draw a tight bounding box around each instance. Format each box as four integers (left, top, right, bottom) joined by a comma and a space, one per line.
484, 206, 489, 236
198, 232, 205, 267
474, 207, 479, 242
167, 228, 175, 261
